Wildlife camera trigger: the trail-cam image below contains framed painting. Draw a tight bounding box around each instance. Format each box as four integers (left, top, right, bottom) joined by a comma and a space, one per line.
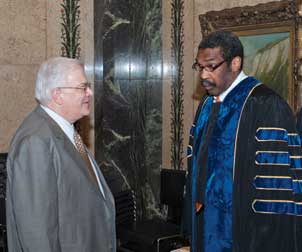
237, 27, 293, 105
198, 0, 302, 111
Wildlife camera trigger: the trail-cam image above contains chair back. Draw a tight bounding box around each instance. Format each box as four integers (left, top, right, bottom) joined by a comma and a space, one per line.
0, 153, 7, 252
160, 169, 186, 224
115, 189, 136, 227
160, 168, 186, 207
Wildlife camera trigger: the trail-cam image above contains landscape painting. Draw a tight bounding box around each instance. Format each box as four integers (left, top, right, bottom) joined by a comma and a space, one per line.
198, 0, 298, 110
237, 30, 292, 105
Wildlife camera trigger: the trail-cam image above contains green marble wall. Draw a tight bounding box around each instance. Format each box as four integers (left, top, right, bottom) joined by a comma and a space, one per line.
94, 0, 163, 220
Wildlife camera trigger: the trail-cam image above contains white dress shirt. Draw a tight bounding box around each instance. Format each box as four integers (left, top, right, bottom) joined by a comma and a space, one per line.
40, 105, 105, 197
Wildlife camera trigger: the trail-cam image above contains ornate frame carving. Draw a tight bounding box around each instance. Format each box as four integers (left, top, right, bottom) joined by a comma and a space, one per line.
199, 0, 302, 111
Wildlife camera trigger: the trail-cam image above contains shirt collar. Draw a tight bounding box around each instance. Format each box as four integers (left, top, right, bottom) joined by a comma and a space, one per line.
40, 104, 75, 145
216, 71, 248, 102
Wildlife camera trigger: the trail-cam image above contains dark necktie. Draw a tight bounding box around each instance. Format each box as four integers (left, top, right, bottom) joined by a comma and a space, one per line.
195, 101, 221, 213
74, 130, 98, 185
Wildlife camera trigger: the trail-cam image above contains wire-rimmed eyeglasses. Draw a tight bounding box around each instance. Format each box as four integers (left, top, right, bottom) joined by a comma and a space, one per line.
57, 82, 92, 92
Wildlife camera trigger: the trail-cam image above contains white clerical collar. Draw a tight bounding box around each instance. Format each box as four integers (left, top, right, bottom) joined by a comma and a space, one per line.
216, 71, 248, 102
40, 104, 75, 145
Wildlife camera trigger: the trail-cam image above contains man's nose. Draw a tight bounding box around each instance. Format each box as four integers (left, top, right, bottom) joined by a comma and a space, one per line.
87, 86, 93, 96
199, 68, 210, 79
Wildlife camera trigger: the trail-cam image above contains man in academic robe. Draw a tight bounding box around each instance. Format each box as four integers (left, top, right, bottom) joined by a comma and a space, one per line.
183, 31, 302, 252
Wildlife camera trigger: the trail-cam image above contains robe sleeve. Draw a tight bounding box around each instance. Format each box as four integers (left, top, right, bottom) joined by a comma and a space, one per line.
234, 85, 302, 251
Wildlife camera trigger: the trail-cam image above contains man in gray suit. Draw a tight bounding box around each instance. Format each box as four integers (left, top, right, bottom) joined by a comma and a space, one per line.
6, 57, 116, 252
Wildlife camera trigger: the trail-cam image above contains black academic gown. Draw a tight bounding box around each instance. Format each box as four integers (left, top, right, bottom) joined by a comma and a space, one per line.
183, 81, 302, 252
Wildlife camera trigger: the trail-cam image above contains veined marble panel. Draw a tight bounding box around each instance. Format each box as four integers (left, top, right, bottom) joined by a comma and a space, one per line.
96, 0, 163, 220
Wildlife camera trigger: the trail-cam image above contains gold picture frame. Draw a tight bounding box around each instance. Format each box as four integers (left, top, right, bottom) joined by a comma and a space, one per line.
199, 0, 302, 111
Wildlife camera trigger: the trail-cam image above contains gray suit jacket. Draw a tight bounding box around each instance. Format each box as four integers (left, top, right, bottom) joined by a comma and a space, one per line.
6, 106, 116, 252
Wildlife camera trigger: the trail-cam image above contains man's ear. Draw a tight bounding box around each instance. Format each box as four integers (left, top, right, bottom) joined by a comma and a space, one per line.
51, 88, 63, 105
231, 56, 242, 73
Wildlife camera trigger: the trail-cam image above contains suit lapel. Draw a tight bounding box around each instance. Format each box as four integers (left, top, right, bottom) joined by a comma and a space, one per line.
88, 151, 113, 200
34, 106, 105, 198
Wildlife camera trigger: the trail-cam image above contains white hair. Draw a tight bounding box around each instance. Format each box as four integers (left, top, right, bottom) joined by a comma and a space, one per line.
35, 57, 83, 105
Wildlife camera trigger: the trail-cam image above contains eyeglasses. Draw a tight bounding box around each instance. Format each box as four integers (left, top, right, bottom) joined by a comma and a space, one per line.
58, 82, 92, 92
192, 60, 226, 73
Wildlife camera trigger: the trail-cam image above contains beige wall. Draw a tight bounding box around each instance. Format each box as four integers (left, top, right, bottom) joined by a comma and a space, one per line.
0, 0, 94, 153
161, 0, 278, 169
